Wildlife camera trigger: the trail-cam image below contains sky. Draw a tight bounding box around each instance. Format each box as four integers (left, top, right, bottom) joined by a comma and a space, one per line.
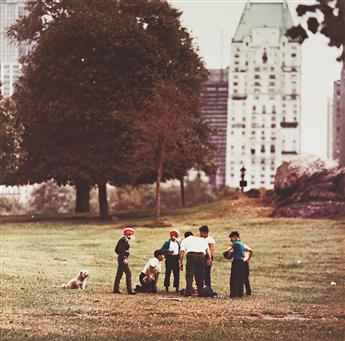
169, 0, 342, 159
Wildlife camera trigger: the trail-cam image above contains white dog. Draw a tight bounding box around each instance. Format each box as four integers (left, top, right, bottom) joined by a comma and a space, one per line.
61, 270, 89, 289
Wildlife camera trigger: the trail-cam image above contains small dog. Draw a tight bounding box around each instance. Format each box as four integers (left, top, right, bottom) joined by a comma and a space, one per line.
61, 270, 89, 289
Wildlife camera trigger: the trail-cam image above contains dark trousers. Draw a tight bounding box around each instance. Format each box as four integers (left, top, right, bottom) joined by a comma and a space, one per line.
164, 255, 180, 289
205, 256, 213, 287
186, 252, 205, 295
113, 257, 132, 293
243, 261, 251, 295
139, 272, 157, 293
230, 259, 244, 298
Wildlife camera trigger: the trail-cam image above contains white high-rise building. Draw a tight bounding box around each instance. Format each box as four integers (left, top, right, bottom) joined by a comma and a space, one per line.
0, 0, 26, 97
226, 1, 301, 189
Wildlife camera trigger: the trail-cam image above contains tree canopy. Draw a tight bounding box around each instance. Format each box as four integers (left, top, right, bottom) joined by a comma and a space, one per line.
10, 0, 210, 219
0, 90, 21, 184
287, 0, 345, 62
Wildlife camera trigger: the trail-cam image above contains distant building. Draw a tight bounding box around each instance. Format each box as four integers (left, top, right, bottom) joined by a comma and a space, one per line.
201, 69, 228, 187
0, 0, 27, 97
329, 64, 345, 167
327, 97, 334, 160
226, 0, 301, 189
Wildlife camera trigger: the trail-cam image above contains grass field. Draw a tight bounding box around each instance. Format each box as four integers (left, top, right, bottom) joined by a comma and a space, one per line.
1, 196, 345, 340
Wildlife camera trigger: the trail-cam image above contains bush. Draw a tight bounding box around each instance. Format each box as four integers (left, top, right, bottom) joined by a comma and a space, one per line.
30, 180, 75, 214
0, 196, 24, 215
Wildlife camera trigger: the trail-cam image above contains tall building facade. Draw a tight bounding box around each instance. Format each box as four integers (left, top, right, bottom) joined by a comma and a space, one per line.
226, 1, 301, 189
201, 69, 228, 187
329, 64, 345, 167
0, 0, 26, 97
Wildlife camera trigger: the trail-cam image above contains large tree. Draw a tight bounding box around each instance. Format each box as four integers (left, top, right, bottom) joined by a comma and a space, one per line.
0, 90, 21, 184
11, 0, 207, 219
287, 0, 345, 62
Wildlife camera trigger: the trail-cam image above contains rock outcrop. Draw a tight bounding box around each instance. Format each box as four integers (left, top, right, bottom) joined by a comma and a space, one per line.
272, 155, 345, 218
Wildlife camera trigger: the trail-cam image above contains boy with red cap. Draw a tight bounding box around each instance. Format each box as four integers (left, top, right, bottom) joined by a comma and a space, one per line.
162, 229, 180, 293
113, 227, 136, 295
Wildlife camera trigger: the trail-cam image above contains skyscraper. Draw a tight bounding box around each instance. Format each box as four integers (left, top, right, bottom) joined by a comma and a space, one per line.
201, 69, 228, 187
0, 0, 26, 97
226, 1, 301, 189
329, 64, 345, 167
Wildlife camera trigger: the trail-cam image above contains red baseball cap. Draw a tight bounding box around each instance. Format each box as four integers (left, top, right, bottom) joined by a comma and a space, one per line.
170, 229, 180, 238
123, 228, 134, 237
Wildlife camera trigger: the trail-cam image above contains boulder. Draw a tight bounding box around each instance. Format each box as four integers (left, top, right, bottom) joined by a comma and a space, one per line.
272, 155, 345, 218
274, 155, 337, 193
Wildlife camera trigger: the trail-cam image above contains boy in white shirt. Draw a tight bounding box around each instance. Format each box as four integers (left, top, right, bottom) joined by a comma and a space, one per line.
138, 249, 165, 293
179, 232, 212, 296
199, 225, 216, 287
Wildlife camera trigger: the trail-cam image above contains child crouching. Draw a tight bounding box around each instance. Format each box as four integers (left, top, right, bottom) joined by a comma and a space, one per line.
136, 249, 165, 293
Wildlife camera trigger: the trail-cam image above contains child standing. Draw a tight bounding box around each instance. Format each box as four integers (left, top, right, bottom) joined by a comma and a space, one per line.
223, 231, 245, 298
113, 228, 136, 295
243, 243, 253, 296
162, 229, 181, 293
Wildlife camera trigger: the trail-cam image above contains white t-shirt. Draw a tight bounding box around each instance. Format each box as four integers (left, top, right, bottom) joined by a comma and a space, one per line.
243, 243, 253, 261
142, 257, 161, 274
205, 235, 216, 245
169, 240, 179, 255
180, 236, 209, 255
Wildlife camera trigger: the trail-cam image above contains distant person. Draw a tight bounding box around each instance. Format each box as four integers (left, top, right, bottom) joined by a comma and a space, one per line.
184, 231, 193, 239
179, 232, 212, 296
223, 231, 245, 298
242, 243, 253, 296
113, 228, 136, 295
199, 225, 216, 287
162, 229, 181, 293
137, 249, 165, 293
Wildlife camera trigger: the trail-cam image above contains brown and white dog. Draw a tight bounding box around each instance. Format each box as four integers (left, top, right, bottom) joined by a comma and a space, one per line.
61, 270, 90, 289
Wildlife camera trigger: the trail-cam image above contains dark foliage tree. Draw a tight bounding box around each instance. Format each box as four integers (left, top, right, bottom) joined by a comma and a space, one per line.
0, 90, 21, 184
10, 0, 207, 219
287, 0, 345, 62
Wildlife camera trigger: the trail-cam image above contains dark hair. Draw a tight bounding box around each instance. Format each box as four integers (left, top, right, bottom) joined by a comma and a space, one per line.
154, 249, 164, 258
229, 231, 240, 238
184, 231, 193, 238
199, 225, 209, 233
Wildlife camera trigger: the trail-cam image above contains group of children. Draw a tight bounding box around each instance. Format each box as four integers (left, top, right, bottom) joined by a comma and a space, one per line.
113, 226, 253, 298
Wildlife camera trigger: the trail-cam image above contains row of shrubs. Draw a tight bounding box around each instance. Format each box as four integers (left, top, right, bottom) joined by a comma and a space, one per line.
0, 179, 237, 215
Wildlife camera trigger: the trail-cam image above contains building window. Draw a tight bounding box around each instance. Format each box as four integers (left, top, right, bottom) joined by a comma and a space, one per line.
251, 148, 255, 155
262, 51, 268, 63
270, 145, 275, 153
261, 145, 265, 153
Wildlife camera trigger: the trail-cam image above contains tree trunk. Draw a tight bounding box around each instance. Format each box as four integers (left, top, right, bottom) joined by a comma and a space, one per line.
180, 175, 186, 207
155, 144, 165, 221
75, 180, 90, 213
155, 166, 162, 221
98, 182, 109, 220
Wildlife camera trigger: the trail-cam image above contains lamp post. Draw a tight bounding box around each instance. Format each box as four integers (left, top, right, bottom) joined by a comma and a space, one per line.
239, 166, 247, 193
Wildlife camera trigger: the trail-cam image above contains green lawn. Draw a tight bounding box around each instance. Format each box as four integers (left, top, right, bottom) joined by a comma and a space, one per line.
1, 198, 345, 340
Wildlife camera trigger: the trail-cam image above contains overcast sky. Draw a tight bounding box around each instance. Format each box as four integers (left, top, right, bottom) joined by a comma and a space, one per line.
169, 0, 342, 159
